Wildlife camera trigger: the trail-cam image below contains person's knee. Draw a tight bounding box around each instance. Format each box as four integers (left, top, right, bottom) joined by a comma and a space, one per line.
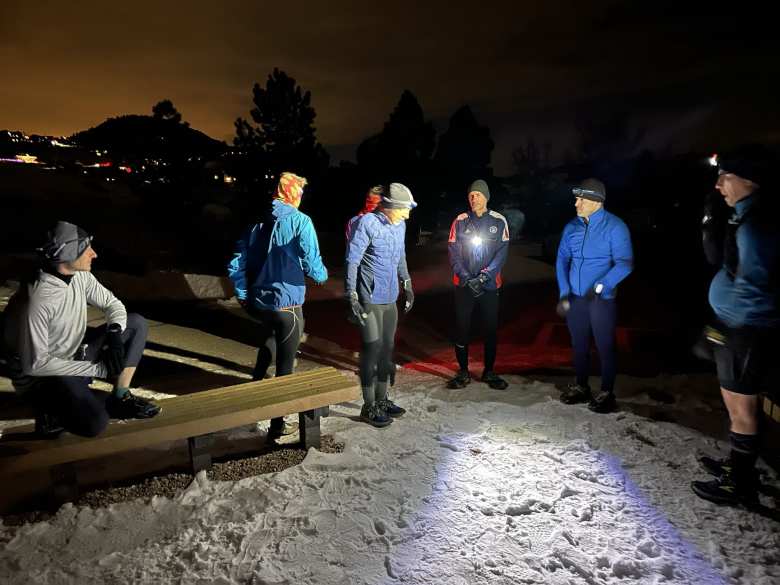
126, 313, 148, 337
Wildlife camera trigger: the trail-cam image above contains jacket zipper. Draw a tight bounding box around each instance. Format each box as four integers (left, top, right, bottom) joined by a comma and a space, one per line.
578, 220, 589, 295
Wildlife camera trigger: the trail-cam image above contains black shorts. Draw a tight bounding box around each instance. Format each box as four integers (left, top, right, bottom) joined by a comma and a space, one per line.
714, 328, 774, 395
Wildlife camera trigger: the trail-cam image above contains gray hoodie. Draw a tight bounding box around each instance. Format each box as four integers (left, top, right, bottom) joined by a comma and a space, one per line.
3, 270, 127, 392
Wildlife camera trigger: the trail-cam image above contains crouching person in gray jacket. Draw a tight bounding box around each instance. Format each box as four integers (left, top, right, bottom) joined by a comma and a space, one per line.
2, 221, 160, 438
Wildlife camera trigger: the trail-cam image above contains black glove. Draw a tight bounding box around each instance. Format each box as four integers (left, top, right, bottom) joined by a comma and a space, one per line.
103, 323, 125, 377
347, 292, 367, 326
466, 273, 489, 298
556, 296, 571, 317
402, 279, 414, 313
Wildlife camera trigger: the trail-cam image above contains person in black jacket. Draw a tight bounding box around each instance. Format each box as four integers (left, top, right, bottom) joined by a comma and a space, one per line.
692, 146, 778, 507
446, 180, 510, 390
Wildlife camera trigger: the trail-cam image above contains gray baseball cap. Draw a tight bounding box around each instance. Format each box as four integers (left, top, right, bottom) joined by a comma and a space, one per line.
39, 221, 93, 263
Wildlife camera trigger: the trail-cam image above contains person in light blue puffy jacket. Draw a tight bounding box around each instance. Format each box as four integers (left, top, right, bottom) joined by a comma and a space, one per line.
556, 178, 633, 413
345, 183, 416, 428
228, 172, 327, 441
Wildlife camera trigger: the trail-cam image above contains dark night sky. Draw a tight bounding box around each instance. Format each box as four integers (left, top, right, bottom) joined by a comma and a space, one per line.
1, 1, 778, 174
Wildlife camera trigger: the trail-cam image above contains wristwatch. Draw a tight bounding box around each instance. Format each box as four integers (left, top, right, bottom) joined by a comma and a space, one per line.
107, 323, 122, 334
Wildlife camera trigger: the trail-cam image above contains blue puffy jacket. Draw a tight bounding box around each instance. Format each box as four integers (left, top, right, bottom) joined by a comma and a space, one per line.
228, 199, 328, 310
709, 193, 779, 328
448, 210, 510, 289
345, 211, 410, 304
556, 208, 633, 299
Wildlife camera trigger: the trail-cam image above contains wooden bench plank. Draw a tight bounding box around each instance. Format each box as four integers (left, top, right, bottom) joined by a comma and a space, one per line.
0, 367, 360, 475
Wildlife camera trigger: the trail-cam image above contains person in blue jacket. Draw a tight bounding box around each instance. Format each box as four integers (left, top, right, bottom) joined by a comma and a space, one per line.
556, 178, 633, 413
446, 179, 510, 390
228, 172, 328, 441
691, 147, 778, 507
345, 183, 416, 427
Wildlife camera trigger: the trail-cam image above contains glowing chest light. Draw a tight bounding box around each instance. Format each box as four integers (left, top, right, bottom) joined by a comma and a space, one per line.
471, 235, 483, 246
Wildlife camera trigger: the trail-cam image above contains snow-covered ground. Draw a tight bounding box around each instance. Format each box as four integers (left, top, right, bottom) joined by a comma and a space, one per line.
1, 371, 778, 585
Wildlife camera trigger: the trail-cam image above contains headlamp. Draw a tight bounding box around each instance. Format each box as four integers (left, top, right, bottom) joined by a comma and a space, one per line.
471, 236, 482, 246
708, 153, 719, 168
572, 187, 599, 198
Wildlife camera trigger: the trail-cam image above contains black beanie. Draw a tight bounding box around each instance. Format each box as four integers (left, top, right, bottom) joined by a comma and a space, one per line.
717, 145, 772, 186
468, 179, 490, 201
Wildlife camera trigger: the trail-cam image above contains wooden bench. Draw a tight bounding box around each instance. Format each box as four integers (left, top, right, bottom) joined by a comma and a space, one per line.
0, 366, 359, 506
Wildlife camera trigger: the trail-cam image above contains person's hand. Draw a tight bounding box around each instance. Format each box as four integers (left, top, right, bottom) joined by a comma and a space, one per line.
347, 292, 367, 326
103, 323, 125, 377
403, 279, 414, 313
556, 296, 571, 317
466, 273, 489, 297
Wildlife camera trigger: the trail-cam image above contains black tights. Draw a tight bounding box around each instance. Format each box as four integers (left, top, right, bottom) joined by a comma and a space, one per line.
358, 303, 398, 403
453, 287, 499, 372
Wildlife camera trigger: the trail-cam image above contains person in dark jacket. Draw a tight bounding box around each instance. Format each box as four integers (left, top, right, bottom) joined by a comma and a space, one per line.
556, 178, 633, 413
446, 179, 510, 390
345, 183, 416, 427
692, 147, 778, 506
228, 172, 328, 441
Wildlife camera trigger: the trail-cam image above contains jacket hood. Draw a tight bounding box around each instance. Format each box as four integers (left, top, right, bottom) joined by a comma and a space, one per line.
272, 198, 297, 219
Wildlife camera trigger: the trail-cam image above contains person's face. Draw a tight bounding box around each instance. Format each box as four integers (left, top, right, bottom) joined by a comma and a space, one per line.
384, 208, 411, 224
468, 191, 488, 214
68, 245, 97, 272
575, 197, 602, 218
715, 171, 756, 207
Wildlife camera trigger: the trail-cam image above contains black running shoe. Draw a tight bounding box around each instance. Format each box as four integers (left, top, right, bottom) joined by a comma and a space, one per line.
699, 455, 764, 482
691, 475, 758, 507
482, 371, 509, 390
446, 369, 471, 389
107, 391, 161, 419
588, 391, 617, 413
360, 403, 393, 428
560, 383, 591, 404
699, 455, 733, 478
377, 398, 406, 418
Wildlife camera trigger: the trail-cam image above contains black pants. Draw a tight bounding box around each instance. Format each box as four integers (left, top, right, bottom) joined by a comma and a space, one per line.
23, 313, 149, 437
357, 303, 398, 404
565, 295, 617, 393
247, 306, 304, 380
246, 306, 304, 432
454, 287, 499, 373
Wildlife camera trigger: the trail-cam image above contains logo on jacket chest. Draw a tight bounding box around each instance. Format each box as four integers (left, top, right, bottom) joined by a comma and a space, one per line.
489, 226, 498, 234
